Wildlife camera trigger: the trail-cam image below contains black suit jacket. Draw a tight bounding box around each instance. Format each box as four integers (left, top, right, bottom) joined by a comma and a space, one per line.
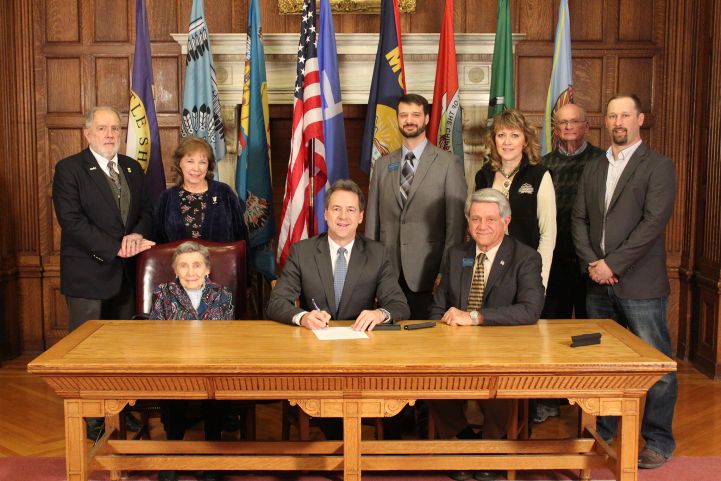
52, 148, 152, 299
571, 142, 675, 298
429, 237, 545, 325
266, 234, 410, 324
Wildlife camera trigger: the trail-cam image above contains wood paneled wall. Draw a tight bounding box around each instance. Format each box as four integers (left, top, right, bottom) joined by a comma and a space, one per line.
2, 0, 720, 377
689, 0, 721, 378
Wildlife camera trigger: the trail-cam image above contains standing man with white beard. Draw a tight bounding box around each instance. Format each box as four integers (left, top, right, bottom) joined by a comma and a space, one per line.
53, 106, 155, 331
52, 106, 154, 440
365, 93, 467, 320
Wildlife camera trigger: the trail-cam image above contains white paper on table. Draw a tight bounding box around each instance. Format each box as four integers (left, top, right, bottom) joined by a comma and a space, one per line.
313, 326, 369, 340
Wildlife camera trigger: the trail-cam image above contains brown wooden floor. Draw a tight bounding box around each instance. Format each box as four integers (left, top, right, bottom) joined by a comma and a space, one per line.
1, 356, 719, 457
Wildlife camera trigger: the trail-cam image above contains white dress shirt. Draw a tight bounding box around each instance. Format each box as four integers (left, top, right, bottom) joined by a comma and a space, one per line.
88, 146, 120, 178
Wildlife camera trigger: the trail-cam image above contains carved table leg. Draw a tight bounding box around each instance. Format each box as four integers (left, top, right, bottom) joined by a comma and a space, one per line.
343, 400, 362, 481
615, 397, 640, 481
64, 400, 95, 481
578, 403, 596, 481
104, 400, 133, 481
64, 399, 132, 481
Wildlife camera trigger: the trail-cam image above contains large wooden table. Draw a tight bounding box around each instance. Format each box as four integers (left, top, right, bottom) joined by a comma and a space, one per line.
28, 319, 675, 481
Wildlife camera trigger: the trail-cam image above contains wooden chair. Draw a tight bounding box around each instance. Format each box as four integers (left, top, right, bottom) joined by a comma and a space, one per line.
135, 238, 247, 319
119, 239, 253, 440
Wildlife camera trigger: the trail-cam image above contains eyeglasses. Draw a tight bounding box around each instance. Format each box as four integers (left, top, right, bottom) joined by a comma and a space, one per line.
557, 120, 586, 127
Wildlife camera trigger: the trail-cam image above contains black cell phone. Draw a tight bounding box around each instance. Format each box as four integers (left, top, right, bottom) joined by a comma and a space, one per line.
404, 321, 436, 330
373, 324, 402, 331
570, 332, 602, 347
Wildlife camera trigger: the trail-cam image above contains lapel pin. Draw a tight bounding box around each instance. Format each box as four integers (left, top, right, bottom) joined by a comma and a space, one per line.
127, 167, 132, 173
500, 260, 505, 266
212, 196, 218, 204
89, 166, 97, 171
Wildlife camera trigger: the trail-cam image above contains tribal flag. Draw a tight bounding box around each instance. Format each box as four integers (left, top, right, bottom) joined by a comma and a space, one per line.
428, 0, 463, 158
541, 0, 574, 155
315, 0, 349, 233
181, 0, 226, 172
126, 0, 165, 203
277, 0, 327, 267
359, 0, 406, 175
488, 0, 514, 121
236, 0, 275, 280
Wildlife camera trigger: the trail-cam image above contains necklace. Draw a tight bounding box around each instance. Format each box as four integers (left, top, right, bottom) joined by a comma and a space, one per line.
498, 165, 520, 197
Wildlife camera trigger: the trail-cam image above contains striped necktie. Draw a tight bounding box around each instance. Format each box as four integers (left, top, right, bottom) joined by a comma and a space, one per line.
334, 247, 347, 316
400, 152, 416, 205
107, 160, 121, 190
467, 252, 487, 310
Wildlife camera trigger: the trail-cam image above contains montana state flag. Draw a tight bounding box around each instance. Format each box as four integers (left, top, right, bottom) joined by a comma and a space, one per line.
359, 0, 406, 175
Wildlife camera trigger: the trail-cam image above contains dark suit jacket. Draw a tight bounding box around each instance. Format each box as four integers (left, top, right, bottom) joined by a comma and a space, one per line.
52, 148, 152, 299
152, 180, 248, 244
364, 143, 467, 292
266, 234, 410, 324
571, 142, 675, 298
429, 237, 545, 325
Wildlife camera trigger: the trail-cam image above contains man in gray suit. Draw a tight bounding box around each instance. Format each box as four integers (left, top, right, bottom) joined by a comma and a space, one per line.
365, 93, 467, 320
428, 188, 544, 481
572, 93, 677, 469
267, 179, 409, 331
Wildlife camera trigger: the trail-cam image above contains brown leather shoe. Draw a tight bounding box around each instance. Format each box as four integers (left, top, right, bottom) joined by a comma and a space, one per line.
638, 447, 669, 469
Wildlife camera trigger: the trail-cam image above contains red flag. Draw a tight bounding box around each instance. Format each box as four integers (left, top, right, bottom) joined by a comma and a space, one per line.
277, 0, 327, 267
428, 0, 464, 157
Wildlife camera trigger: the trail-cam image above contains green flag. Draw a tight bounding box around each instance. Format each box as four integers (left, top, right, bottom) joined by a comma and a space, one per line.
488, 0, 514, 121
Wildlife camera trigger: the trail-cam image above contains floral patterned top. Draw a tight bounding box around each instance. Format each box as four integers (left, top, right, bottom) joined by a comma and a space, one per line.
179, 189, 208, 239
148, 279, 234, 320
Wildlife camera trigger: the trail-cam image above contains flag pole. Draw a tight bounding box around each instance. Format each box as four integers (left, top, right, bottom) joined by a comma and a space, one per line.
309, 139, 315, 235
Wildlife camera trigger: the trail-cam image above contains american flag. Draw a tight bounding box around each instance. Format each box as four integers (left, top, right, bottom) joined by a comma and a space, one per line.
277, 0, 327, 267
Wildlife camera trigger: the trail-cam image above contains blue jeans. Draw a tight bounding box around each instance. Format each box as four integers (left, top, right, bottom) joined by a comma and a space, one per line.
586, 287, 677, 458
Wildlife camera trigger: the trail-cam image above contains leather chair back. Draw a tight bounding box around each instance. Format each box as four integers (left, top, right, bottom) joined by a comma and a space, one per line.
135, 239, 247, 319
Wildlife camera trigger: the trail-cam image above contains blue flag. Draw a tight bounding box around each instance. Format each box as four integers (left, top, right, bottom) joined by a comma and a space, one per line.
315, 0, 349, 232
181, 0, 226, 172
541, 0, 574, 155
236, 0, 275, 281
360, 0, 406, 175
127, 0, 165, 203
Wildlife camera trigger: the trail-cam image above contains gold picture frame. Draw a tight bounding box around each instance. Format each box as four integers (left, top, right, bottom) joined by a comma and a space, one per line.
278, 0, 416, 14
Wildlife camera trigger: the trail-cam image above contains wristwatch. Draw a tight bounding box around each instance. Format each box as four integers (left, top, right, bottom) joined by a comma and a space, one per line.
469, 310, 480, 325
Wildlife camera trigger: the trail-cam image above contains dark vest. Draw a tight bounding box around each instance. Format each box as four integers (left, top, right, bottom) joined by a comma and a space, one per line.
103, 166, 131, 226
474, 158, 547, 250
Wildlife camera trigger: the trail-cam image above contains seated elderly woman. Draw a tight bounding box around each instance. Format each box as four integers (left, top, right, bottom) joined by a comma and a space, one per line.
149, 241, 233, 481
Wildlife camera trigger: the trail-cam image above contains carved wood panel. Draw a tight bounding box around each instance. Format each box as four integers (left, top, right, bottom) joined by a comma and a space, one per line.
95, 57, 130, 110
690, 0, 721, 377
45, 0, 79, 43
94, 0, 130, 43
46, 58, 82, 113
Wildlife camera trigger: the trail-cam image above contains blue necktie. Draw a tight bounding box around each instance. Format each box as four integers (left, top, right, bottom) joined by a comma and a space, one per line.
334, 247, 347, 315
